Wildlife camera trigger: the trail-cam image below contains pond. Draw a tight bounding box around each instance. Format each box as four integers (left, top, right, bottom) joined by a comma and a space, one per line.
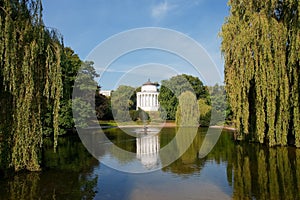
0, 127, 299, 200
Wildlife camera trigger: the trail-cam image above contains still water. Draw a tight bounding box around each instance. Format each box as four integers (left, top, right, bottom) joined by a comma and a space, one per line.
0, 127, 299, 200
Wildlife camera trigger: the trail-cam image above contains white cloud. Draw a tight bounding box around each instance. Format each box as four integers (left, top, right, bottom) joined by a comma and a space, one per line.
151, 1, 175, 20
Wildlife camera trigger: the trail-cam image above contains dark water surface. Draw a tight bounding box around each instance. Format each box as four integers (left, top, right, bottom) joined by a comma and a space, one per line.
0, 127, 299, 200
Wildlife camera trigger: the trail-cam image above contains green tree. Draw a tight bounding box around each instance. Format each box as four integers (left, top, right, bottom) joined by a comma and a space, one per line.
95, 91, 113, 120
182, 74, 209, 99
159, 74, 209, 120
43, 47, 81, 135
175, 91, 199, 127
72, 61, 99, 128
158, 85, 178, 120
220, 0, 300, 146
0, 0, 63, 171
208, 84, 231, 125
198, 98, 211, 126
61, 47, 82, 100
111, 85, 136, 122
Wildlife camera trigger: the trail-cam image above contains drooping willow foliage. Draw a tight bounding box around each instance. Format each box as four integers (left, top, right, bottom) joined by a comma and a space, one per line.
175, 91, 199, 127
0, 0, 63, 171
221, 0, 300, 147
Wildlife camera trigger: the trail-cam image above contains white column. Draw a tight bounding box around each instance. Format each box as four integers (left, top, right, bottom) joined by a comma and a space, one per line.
140, 94, 142, 108
151, 94, 153, 107
137, 94, 140, 109
147, 137, 151, 153
156, 136, 159, 152
152, 94, 155, 107
136, 94, 138, 108
151, 137, 154, 153
146, 94, 149, 107
137, 138, 140, 157
139, 94, 141, 108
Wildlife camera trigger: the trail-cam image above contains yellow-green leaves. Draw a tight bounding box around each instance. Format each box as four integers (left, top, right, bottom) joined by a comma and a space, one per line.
0, 0, 63, 171
221, 0, 300, 147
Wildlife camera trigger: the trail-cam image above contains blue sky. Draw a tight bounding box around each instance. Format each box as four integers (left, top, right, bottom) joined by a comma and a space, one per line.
43, 0, 229, 90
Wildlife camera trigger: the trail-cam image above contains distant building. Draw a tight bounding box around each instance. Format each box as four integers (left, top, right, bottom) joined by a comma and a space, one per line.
100, 90, 112, 97
136, 79, 159, 111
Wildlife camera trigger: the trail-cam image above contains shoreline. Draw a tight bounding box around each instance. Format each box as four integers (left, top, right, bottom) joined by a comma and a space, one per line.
97, 122, 236, 131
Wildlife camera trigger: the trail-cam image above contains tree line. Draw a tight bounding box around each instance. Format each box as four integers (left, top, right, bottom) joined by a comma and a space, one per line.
106, 74, 230, 126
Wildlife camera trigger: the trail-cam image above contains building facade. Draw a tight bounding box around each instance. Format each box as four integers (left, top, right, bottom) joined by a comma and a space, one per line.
99, 90, 112, 97
136, 80, 159, 111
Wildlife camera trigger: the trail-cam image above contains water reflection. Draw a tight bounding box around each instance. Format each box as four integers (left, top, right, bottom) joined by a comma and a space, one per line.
97, 127, 300, 200
231, 144, 300, 200
136, 134, 160, 170
162, 127, 206, 175
0, 136, 99, 200
1, 128, 300, 200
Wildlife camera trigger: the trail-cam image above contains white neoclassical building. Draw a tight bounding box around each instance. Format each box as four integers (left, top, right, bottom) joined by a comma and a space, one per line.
136, 80, 159, 111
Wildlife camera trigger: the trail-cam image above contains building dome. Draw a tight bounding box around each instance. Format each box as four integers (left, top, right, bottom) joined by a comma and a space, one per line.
141, 79, 158, 92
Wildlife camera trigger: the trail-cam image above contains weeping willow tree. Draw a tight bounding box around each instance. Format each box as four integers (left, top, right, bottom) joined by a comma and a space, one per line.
221, 0, 300, 147
175, 91, 199, 127
0, 0, 62, 171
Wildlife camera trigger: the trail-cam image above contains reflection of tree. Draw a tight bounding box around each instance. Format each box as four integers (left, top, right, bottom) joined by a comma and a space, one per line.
0, 136, 99, 199
176, 127, 199, 165
231, 145, 300, 200
105, 128, 136, 164
162, 127, 205, 175
160, 128, 232, 176
43, 136, 99, 171
232, 146, 252, 200
2, 171, 98, 200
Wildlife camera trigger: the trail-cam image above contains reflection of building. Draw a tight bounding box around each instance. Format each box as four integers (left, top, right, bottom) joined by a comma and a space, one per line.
136, 134, 160, 169
136, 79, 159, 111
99, 90, 111, 97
